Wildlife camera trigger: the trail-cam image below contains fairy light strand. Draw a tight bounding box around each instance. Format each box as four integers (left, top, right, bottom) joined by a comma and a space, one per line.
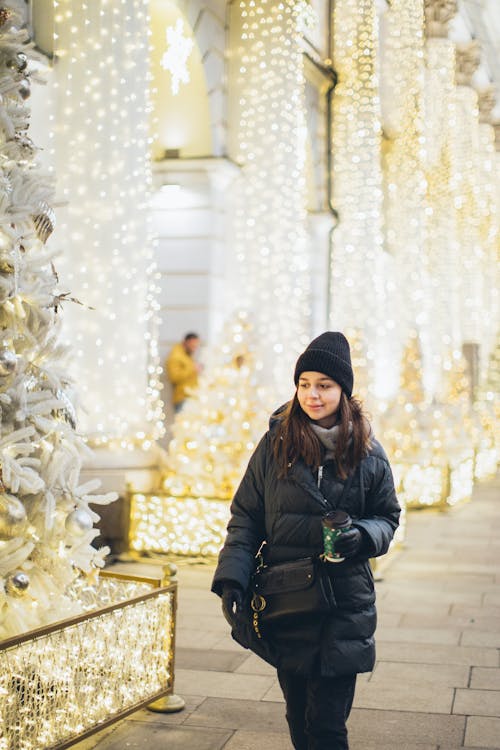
228, 0, 311, 399
382, 0, 431, 390
52, 0, 164, 447
330, 0, 389, 398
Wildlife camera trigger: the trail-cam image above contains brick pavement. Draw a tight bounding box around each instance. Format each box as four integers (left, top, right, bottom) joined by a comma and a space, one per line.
74, 473, 500, 750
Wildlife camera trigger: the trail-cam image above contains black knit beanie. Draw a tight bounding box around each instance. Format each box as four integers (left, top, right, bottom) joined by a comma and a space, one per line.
294, 332, 354, 397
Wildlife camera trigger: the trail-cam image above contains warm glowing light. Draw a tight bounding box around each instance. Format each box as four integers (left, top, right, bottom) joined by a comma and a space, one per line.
382, 0, 430, 387
161, 19, 194, 95
0, 575, 175, 750
227, 0, 311, 397
330, 0, 390, 398
52, 1, 164, 446
129, 493, 230, 556
129, 313, 272, 556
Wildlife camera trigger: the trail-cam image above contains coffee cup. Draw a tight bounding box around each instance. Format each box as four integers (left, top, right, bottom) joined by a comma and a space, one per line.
322, 510, 352, 563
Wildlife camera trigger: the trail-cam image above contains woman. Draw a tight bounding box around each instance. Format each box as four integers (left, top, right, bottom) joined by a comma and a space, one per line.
212, 332, 400, 750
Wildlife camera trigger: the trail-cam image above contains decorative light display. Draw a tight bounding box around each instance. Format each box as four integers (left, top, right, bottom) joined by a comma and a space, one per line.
0, 2, 116, 639
475, 116, 499, 368
330, 0, 392, 398
382, 330, 428, 459
129, 312, 273, 555
52, 0, 164, 448
161, 19, 194, 95
228, 0, 311, 398
473, 329, 500, 480
382, 0, 433, 387
0, 574, 176, 750
423, 38, 462, 373
451, 44, 488, 353
382, 332, 477, 509
392, 462, 445, 509
130, 493, 230, 556
382, 333, 444, 509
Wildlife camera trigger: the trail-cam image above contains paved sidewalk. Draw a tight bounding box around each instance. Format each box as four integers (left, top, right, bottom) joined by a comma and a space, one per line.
76, 474, 500, 750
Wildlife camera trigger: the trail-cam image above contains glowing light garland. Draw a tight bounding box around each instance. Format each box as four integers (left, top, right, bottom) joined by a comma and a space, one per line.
330, 0, 390, 397
475, 118, 499, 369
424, 38, 462, 365
454, 92, 484, 344
52, 0, 164, 447
228, 0, 311, 398
382, 0, 431, 387
0, 575, 176, 750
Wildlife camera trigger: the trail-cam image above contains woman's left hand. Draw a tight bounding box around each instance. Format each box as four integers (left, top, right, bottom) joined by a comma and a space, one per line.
335, 527, 362, 558
221, 583, 244, 625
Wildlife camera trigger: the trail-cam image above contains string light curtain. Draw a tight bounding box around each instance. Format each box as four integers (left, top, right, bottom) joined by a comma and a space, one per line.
52, 0, 163, 447
228, 0, 311, 398
476, 117, 499, 371
329, 0, 389, 398
381, 0, 432, 390
451, 80, 484, 350
423, 39, 462, 371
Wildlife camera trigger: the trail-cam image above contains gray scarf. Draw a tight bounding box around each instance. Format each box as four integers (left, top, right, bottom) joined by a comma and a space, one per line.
311, 422, 352, 461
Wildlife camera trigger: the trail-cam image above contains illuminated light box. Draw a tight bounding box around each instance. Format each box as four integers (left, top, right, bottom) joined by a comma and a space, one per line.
0, 571, 178, 750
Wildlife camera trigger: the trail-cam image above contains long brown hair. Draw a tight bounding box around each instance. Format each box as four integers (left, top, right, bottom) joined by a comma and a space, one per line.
272, 391, 371, 479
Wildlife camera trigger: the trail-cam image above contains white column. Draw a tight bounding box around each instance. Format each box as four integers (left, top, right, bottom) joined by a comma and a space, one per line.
227, 0, 311, 400
308, 212, 336, 335
423, 37, 462, 392
52, 2, 161, 449
330, 0, 387, 395
51, 1, 162, 492
381, 0, 430, 388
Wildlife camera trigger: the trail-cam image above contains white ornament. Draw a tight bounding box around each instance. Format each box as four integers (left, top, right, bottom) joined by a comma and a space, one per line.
161, 19, 194, 95
0, 493, 27, 539
65, 508, 93, 537
0, 348, 17, 376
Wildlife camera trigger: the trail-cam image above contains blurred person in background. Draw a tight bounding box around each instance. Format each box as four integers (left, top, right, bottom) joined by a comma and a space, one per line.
165, 332, 202, 412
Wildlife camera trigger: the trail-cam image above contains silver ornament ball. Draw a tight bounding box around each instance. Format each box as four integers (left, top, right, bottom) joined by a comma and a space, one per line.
0, 348, 17, 376
16, 53, 28, 72
0, 493, 27, 539
65, 508, 93, 537
5, 570, 30, 597
18, 79, 31, 100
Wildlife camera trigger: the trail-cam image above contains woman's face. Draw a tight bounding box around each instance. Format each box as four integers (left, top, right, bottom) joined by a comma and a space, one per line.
296, 371, 342, 428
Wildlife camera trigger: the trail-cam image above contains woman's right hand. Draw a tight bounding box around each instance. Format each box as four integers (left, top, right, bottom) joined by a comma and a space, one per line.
221, 582, 244, 625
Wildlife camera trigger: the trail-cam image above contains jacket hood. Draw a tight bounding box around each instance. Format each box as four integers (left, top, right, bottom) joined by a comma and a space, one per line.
269, 402, 290, 430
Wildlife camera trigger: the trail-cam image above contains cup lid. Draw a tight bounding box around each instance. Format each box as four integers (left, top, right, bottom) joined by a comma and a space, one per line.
323, 510, 350, 524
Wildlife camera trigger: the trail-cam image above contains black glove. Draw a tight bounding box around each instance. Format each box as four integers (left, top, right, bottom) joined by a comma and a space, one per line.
221, 582, 244, 626
334, 527, 362, 558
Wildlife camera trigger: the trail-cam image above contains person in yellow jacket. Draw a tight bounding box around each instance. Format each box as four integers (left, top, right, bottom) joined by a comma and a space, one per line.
165, 332, 202, 412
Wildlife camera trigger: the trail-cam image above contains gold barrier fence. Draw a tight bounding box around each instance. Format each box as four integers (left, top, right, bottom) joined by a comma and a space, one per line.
0, 569, 180, 750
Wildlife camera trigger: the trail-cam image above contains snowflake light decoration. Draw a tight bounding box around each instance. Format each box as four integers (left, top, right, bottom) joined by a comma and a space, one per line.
161, 19, 194, 95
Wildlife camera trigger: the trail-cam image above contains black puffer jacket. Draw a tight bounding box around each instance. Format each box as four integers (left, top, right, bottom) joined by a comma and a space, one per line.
212, 419, 400, 677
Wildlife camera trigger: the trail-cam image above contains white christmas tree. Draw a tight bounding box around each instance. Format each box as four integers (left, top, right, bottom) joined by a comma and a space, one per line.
162, 311, 272, 501
129, 312, 273, 556
0, 3, 115, 638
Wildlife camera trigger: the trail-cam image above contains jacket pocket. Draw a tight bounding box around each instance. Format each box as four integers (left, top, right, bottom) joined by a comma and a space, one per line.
327, 560, 375, 611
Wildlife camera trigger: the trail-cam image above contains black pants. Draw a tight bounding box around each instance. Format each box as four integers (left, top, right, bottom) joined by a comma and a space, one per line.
277, 669, 357, 750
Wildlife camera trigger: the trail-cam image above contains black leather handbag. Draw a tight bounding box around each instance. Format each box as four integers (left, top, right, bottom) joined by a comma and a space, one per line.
249, 555, 335, 636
